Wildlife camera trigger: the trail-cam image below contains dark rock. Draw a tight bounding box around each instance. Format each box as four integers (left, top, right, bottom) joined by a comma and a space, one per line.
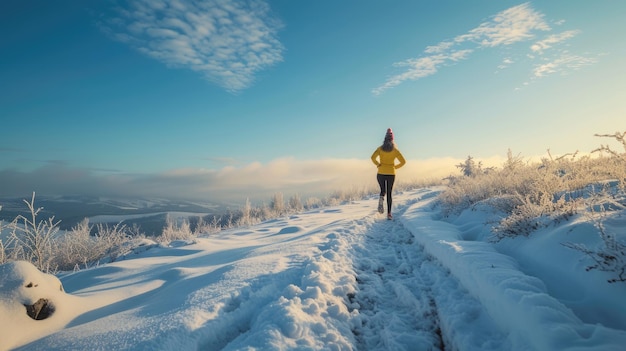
24, 298, 54, 320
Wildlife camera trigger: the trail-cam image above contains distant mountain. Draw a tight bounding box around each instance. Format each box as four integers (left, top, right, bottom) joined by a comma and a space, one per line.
0, 195, 232, 236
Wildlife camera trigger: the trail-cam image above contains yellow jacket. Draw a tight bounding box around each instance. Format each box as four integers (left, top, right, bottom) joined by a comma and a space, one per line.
371, 146, 406, 175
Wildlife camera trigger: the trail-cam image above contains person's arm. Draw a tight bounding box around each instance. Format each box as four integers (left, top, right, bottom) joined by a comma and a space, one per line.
371, 148, 381, 167
395, 149, 406, 169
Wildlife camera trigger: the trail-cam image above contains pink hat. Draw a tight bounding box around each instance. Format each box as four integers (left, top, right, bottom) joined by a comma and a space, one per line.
385, 128, 394, 141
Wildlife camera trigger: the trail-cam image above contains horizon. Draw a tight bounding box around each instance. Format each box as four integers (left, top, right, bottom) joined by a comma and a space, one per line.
1, 1, 624, 203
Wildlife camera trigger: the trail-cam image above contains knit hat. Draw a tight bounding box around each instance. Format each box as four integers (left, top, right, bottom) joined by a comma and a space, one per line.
385, 128, 394, 141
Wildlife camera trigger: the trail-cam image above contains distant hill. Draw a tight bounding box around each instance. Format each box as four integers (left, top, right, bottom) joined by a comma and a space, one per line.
0, 195, 231, 236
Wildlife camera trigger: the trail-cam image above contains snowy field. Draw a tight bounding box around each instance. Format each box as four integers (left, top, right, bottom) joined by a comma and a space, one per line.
1, 187, 626, 350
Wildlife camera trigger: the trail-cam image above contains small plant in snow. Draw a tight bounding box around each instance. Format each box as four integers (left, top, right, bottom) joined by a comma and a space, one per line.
159, 215, 195, 243
7, 192, 60, 273
193, 215, 222, 235
563, 210, 626, 284
53, 218, 95, 271
237, 198, 255, 227
0, 218, 15, 265
456, 155, 484, 177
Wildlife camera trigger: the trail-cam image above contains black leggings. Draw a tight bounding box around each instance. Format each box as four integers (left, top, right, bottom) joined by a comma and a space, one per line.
377, 174, 395, 213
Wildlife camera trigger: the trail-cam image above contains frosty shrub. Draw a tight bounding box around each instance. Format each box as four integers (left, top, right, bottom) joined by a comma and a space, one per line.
193, 215, 222, 235
53, 219, 135, 271
456, 155, 488, 177
0, 193, 145, 272
159, 215, 195, 243
53, 219, 96, 271
288, 193, 304, 212
437, 131, 626, 283
94, 222, 132, 261
0, 218, 15, 265
439, 146, 623, 240
270, 192, 285, 216
236, 198, 257, 227
328, 186, 372, 205
593, 131, 626, 190
305, 197, 323, 209
6, 193, 60, 273
563, 207, 626, 284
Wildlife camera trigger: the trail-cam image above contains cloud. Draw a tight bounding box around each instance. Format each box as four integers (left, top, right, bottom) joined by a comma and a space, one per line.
0, 157, 467, 204
455, 2, 550, 47
525, 30, 597, 80
530, 30, 580, 53
497, 57, 515, 70
372, 3, 593, 95
533, 53, 598, 78
372, 50, 473, 95
102, 0, 284, 92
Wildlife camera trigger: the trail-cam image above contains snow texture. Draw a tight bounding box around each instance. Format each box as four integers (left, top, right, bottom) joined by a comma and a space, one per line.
1, 188, 625, 350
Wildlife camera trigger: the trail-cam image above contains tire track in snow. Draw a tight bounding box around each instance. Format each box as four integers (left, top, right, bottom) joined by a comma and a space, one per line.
351, 217, 445, 351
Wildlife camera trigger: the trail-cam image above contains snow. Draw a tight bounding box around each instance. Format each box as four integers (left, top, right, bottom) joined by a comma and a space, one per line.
1, 187, 626, 351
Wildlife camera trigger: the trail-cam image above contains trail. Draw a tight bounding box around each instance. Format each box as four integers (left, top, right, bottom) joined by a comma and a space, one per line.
349, 201, 508, 351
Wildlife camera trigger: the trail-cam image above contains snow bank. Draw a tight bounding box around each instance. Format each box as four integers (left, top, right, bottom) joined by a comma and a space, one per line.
2, 188, 626, 350
401, 194, 626, 350
0, 261, 89, 350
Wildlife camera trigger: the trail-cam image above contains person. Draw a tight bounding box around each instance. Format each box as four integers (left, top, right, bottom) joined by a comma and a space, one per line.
371, 128, 406, 220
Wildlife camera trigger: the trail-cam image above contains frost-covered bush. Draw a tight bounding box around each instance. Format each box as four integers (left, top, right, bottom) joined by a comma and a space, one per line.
437, 131, 626, 283
440, 145, 624, 239
0, 219, 15, 265
563, 201, 626, 284
4, 193, 60, 273
193, 215, 222, 235
0, 193, 143, 273
593, 131, 626, 191
54, 220, 133, 271
159, 215, 195, 243
53, 219, 97, 271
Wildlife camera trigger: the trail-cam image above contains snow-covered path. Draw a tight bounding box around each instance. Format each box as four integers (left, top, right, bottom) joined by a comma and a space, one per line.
4, 188, 626, 350
350, 199, 507, 351
352, 217, 446, 350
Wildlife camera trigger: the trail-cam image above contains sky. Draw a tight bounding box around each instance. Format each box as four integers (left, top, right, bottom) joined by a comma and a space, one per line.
2, 188, 626, 350
1, 0, 625, 203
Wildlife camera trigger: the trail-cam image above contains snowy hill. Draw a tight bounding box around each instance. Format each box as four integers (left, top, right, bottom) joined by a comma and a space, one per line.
1, 188, 626, 350
0, 195, 227, 235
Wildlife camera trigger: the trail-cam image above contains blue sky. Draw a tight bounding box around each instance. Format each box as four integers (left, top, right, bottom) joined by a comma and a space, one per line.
1, 0, 625, 203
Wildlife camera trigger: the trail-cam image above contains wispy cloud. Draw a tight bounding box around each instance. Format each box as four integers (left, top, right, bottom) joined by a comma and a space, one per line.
372, 50, 472, 95
525, 29, 597, 79
455, 3, 549, 47
533, 53, 598, 78
373, 3, 596, 94
530, 30, 580, 53
497, 57, 515, 70
101, 0, 284, 92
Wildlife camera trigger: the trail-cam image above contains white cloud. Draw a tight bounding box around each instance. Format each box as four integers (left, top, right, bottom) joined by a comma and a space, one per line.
373, 2, 550, 95
497, 57, 515, 70
533, 53, 597, 78
103, 0, 284, 92
374, 3, 599, 93
456, 2, 550, 47
424, 41, 454, 54
530, 30, 580, 53
372, 49, 473, 95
